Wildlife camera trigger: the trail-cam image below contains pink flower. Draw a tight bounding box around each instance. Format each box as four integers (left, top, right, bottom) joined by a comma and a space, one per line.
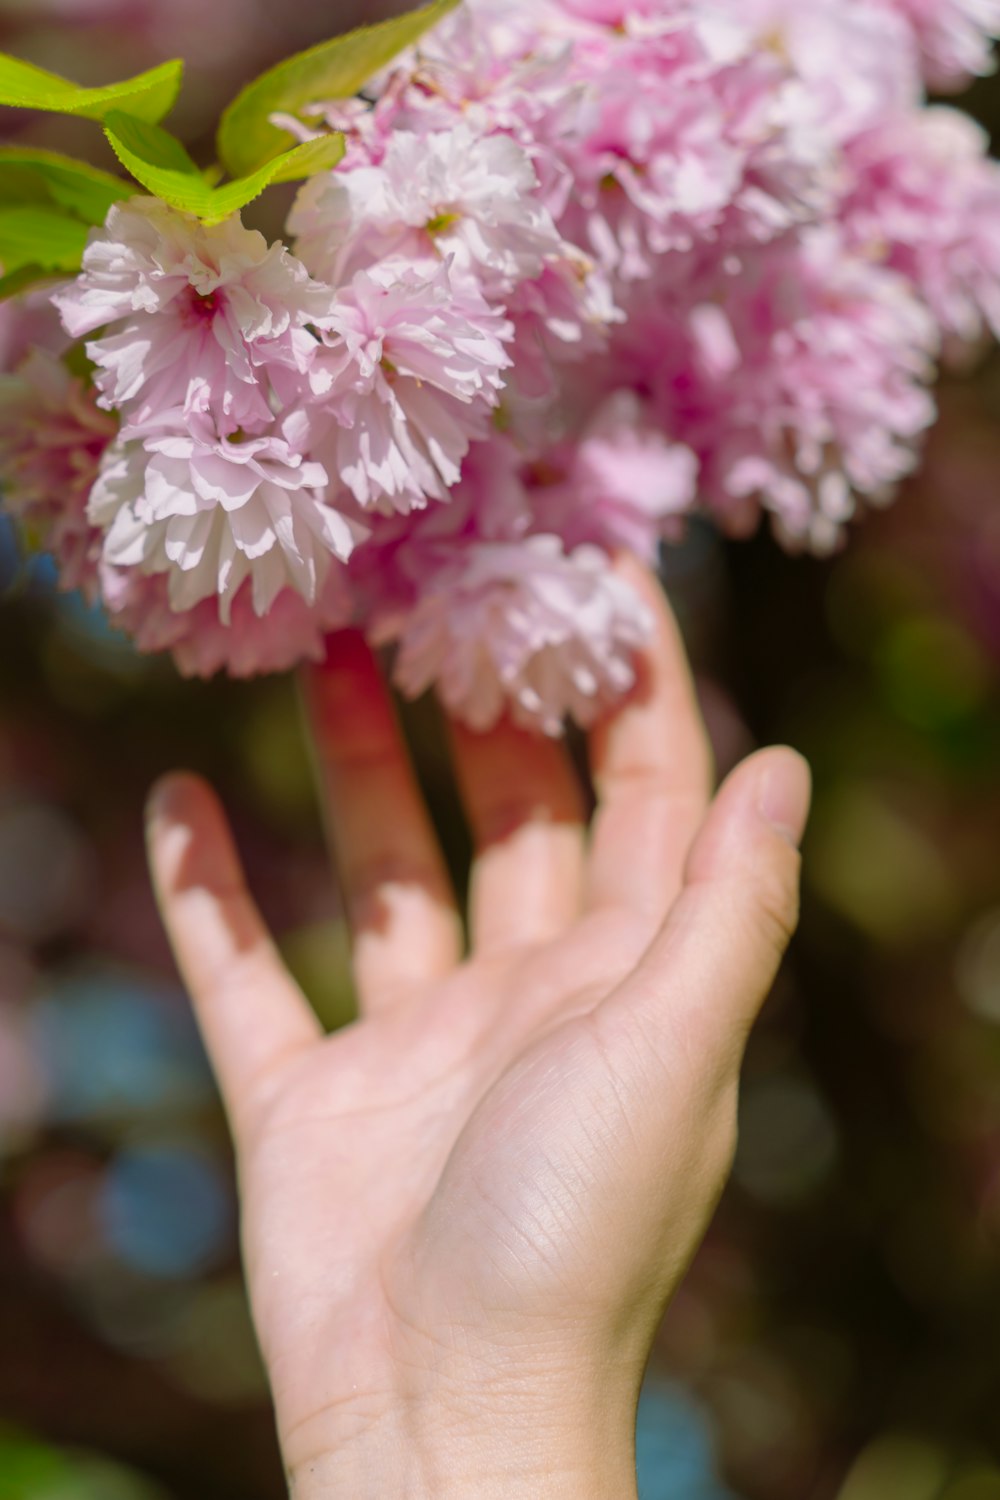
291, 124, 572, 296
710, 0, 919, 138
269, 97, 391, 172
6, 0, 1000, 730
0, 349, 115, 594
309, 262, 512, 513
536, 12, 830, 281
390, 534, 652, 735
876, 0, 1000, 88
53, 199, 329, 431
607, 230, 939, 553
0, 289, 71, 374
100, 566, 353, 678
528, 393, 699, 560
89, 410, 359, 621
373, 0, 570, 149
504, 255, 620, 400
844, 108, 1000, 347
708, 233, 940, 551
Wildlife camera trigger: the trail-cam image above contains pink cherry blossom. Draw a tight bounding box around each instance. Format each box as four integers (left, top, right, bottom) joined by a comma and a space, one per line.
308, 261, 512, 513
53, 198, 328, 432
372, 0, 571, 149
527, 394, 700, 560
604, 230, 939, 552
553, 27, 822, 279
876, 0, 1000, 88
100, 566, 353, 678
0, 288, 72, 374
291, 124, 572, 294
843, 108, 1000, 346
0, 349, 115, 594
706, 233, 940, 551
5, 0, 1000, 732
390, 534, 652, 735
89, 411, 359, 621
710, 0, 919, 138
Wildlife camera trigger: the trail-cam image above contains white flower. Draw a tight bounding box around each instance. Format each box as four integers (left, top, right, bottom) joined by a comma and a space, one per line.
310, 261, 512, 513
290, 124, 571, 295
89, 411, 360, 621
54, 198, 329, 430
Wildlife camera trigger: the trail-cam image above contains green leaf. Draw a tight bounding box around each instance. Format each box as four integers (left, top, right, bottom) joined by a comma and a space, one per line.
0, 1431, 170, 1500
105, 110, 202, 182
0, 205, 89, 272
0, 147, 132, 224
0, 53, 183, 124
257, 133, 347, 187
104, 111, 344, 225
216, 0, 459, 179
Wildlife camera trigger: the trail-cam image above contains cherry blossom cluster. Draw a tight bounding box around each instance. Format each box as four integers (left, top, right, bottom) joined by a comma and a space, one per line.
2, 0, 1000, 732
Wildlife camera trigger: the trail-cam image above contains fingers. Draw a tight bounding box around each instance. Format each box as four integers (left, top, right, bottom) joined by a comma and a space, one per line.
449, 717, 587, 954
146, 774, 321, 1132
300, 633, 462, 1014
586, 559, 713, 925
595, 746, 811, 1092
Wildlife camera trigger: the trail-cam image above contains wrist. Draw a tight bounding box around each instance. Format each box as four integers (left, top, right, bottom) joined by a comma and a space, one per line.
284, 1366, 640, 1500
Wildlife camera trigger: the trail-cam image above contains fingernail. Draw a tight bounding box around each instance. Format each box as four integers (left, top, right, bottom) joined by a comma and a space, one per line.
758, 750, 812, 847
144, 773, 191, 827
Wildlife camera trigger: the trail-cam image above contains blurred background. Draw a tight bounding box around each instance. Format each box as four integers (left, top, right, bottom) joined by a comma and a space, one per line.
2, 3, 1000, 1497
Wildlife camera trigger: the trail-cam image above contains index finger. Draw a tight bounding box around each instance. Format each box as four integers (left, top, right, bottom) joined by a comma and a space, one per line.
146, 773, 322, 1136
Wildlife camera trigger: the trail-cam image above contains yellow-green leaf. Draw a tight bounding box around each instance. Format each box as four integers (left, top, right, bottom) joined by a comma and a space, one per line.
0, 53, 183, 124
0, 205, 89, 272
0, 147, 132, 224
104, 111, 345, 225
258, 133, 346, 187
216, 0, 459, 179
104, 111, 201, 182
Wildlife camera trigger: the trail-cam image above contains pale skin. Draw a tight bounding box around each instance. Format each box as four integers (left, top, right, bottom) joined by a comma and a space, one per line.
145, 562, 811, 1499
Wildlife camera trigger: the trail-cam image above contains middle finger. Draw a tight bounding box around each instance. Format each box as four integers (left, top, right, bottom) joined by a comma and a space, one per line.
449, 716, 587, 956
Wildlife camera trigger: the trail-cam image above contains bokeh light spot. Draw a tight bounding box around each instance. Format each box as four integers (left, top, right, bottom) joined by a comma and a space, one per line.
636, 1379, 735, 1500
944, 1470, 1000, 1500
808, 783, 959, 945
161, 1278, 269, 1405
13, 1151, 106, 1278
0, 799, 95, 943
837, 1434, 951, 1500
734, 1073, 839, 1205
876, 615, 993, 731
98, 1143, 233, 1279
32, 972, 213, 1124
0, 1430, 169, 1500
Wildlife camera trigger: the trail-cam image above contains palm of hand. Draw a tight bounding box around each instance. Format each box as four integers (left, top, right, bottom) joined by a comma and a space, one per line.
244, 916, 648, 1457
147, 567, 809, 1493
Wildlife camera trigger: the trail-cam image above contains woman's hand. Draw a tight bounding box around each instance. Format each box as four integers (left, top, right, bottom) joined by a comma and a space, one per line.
145, 564, 810, 1500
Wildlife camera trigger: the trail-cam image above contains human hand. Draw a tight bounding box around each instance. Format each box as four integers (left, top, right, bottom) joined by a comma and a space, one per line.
145, 563, 810, 1500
